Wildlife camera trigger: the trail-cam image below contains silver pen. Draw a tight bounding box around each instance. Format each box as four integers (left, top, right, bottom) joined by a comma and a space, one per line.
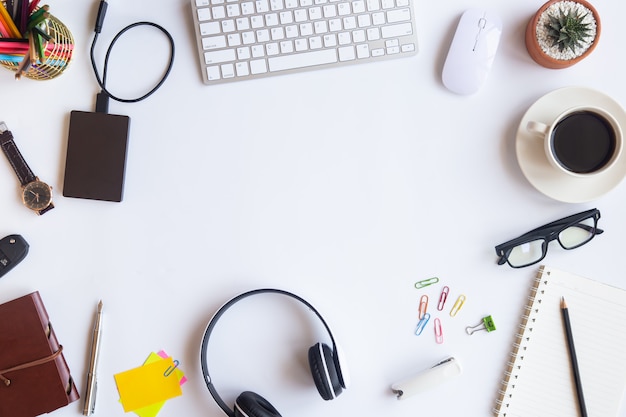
83, 300, 103, 416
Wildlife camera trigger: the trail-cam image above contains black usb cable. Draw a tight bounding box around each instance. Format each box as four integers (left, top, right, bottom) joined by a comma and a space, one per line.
90, 0, 175, 112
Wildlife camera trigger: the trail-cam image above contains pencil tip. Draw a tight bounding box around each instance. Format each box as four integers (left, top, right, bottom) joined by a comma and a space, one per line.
561, 296, 567, 309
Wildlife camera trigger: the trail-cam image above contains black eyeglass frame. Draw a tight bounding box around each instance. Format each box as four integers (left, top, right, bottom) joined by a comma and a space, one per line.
495, 208, 603, 268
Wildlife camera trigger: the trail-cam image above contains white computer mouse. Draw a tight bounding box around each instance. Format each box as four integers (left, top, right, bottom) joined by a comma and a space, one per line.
442, 9, 502, 95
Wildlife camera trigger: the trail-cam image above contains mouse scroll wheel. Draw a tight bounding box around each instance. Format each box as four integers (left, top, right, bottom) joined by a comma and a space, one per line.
478, 18, 487, 29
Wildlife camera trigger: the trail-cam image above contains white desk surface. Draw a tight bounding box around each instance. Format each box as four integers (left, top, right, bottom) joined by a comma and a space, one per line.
1, 0, 625, 416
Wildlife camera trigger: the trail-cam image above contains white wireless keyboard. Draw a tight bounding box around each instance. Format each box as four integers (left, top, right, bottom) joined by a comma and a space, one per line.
190, 0, 418, 84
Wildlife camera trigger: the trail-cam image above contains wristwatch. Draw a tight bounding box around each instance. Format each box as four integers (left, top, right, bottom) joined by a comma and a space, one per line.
0, 122, 54, 215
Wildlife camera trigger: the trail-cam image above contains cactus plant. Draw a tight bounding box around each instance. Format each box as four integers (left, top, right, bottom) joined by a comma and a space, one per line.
544, 8, 593, 54
525, 0, 601, 69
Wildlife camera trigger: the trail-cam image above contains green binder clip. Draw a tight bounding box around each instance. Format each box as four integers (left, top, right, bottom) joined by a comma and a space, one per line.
465, 315, 496, 335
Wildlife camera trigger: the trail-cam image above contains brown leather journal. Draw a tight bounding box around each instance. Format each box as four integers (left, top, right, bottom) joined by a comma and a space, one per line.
0, 291, 80, 417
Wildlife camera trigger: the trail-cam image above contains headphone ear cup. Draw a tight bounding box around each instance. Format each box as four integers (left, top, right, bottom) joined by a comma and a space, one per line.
308, 343, 343, 401
234, 391, 282, 417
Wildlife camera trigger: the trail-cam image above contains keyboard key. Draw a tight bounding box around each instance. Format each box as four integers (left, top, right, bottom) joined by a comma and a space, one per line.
241, 2, 255, 13
356, 43, 369, 58
250, 59, 268, 73
213, 5, 226, 18
386, 8, 410, 23
205, 49, 237, 64
352, 0, 365, 13
381, 22, 412, 38
227, 4, 241, 16
268, 49, 337, 71
237, 46, 251, 59
200, 21, 221, 35
338, 45, 355, 61
256, 0, 270, 12
251, 45, 265, 57
197, 8, 212, 21
222, 63, 236, 77
206, 65, 221, 80
203, 35, 227, 50
266, 42, 280, 55
236, 61, 250, 76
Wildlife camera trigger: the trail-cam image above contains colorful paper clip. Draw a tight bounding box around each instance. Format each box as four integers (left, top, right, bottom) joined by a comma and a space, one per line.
449, 295, 466, 317
434, 318, 443, 344
164, 360, 180, 377
437, 286, 449, 311
414, 277, 439, 289
415, 313, 431, 336
418, 295, 428, 319
465, 315, 496, 335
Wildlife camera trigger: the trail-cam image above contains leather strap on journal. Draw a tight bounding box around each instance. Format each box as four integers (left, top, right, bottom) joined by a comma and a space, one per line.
0, 345, 64, 387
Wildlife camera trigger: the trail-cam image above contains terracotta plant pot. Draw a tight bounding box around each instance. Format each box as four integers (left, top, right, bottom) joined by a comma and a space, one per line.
525, 0, 601, 69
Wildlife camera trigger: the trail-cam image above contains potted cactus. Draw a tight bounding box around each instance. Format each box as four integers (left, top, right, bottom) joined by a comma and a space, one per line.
525, 0, 600, 69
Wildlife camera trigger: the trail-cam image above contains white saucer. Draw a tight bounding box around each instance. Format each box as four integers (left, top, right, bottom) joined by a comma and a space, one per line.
516, 86, 626, 203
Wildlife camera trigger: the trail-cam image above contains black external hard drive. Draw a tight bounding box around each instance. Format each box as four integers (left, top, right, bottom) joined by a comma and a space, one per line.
63, 110, 130, 202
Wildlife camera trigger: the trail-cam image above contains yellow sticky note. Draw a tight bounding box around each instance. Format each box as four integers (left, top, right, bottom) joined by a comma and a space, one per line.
115, 357, 183, 412
132, 353, 186, 417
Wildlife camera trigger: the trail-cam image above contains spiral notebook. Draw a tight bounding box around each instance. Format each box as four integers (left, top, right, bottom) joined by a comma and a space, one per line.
494, 265, 626, 417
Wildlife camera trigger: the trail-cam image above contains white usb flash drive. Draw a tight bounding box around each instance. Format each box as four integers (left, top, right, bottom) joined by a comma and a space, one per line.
391, 357, 462, 400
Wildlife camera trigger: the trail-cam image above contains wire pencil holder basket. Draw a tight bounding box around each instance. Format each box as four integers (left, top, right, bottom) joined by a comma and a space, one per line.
0, 13, 74, 80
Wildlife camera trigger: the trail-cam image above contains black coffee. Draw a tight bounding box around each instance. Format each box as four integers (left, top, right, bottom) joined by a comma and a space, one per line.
551, 111, 617, 174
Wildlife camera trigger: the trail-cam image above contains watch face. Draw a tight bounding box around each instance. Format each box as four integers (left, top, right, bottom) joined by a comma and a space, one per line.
22, 181, 52, 211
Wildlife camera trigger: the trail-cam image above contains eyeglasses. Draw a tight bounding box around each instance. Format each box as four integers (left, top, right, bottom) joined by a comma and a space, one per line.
495, 208, 603, 268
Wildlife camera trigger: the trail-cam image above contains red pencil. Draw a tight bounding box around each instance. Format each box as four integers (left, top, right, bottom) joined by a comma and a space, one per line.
28, 0, 42, 15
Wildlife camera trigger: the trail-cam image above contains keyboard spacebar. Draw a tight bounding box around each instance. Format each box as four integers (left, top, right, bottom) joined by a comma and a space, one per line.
268, 50, 338, 72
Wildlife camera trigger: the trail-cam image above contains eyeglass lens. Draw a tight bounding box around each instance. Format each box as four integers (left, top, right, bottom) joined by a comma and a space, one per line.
506, 239, 545, 268
506, 216, 597, 267
558, 216, 596, 249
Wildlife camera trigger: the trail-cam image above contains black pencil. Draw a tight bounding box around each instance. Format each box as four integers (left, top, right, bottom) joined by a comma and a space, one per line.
561, 297, 588, 417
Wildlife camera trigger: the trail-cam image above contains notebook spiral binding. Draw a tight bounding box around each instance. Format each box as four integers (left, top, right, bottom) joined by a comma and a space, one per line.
492, 266, 549, 416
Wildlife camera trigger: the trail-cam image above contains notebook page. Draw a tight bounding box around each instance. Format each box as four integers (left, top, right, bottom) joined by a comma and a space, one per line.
494, 266, 626, 417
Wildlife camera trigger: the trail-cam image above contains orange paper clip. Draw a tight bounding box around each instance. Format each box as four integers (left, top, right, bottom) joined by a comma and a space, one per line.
418, 295, 428, 319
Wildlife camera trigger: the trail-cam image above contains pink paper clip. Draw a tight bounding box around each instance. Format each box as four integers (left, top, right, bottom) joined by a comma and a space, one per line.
437, 286, 449, 311
418, 294, 428, 319
434, 318, 443, 344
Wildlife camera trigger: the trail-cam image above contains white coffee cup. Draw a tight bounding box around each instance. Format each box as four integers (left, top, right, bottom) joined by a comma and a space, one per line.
527, 106, 623, 177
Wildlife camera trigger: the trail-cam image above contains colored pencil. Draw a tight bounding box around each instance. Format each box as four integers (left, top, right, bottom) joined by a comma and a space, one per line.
0, 1, 21, 38
28, 0, 41, 15
19, 0, 29, 35
0, 15, 11, 37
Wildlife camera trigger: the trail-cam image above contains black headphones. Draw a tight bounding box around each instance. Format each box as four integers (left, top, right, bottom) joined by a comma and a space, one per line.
200, 289, 349, 417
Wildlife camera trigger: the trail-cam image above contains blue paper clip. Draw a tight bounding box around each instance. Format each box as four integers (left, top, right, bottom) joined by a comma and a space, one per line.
164, 360, 180, 377
414, 277, 439, 289
415, 313, 431, 335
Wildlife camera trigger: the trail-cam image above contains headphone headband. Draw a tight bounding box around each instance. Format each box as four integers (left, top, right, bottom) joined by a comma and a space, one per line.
200, 288, 339, 417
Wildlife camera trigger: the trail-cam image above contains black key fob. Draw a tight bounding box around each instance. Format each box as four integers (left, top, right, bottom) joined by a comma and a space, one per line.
0, 234, 29, 279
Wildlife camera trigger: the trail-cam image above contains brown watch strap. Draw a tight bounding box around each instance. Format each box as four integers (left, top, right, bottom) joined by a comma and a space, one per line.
0, 130, 37, 187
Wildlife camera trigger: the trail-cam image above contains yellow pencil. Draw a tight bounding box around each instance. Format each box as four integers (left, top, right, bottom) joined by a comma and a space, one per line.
0, 1, 21, 38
